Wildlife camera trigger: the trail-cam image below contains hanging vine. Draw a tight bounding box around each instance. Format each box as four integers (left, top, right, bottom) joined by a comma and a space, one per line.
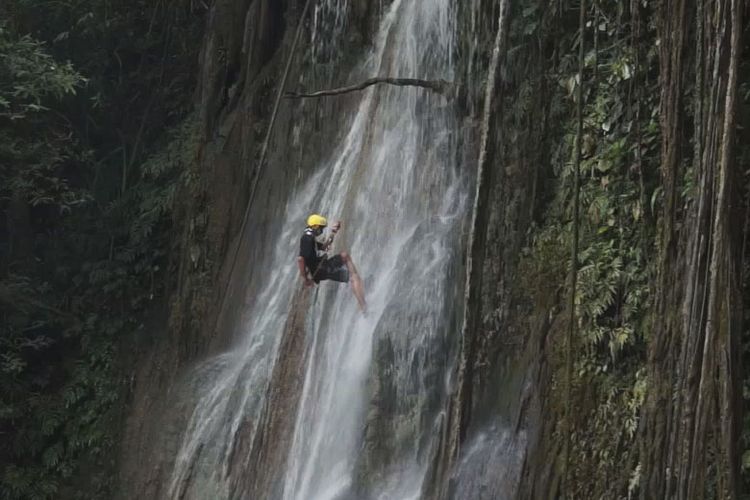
563, 0, 586, 492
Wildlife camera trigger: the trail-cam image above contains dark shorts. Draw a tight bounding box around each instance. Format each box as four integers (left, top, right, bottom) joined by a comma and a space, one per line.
313, 254, 350, 283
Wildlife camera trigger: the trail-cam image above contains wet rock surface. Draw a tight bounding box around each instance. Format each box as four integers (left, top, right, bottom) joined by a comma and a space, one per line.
229, 287, 312, 499
117, 1, 545, 499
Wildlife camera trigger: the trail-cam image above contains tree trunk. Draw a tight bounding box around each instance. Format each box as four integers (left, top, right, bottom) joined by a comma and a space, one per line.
639, 0, 743, 497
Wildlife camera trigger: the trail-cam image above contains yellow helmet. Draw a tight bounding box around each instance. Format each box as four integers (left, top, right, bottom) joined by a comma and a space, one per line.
306, 214, 327, 227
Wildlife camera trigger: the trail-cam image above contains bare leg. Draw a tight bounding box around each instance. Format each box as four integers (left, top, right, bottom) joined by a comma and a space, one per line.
341, 252, 367, 312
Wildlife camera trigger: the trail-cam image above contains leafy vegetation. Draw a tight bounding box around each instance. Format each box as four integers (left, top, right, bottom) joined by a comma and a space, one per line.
513, 0, 750, 496
0, 2, 204, 497
513, 0, 664, 496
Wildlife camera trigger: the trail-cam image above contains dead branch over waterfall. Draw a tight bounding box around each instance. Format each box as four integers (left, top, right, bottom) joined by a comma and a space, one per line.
284, 77, 452, 99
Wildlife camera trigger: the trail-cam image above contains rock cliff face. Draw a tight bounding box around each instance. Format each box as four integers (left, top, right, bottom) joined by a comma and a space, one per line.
117, 2, 368, 496
117, 0, 747, 498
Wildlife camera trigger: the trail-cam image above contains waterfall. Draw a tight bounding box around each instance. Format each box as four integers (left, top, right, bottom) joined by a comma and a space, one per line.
165, 1, 466, 498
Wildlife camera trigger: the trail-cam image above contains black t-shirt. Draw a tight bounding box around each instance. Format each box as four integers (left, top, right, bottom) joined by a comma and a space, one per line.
299, 228, 325, 272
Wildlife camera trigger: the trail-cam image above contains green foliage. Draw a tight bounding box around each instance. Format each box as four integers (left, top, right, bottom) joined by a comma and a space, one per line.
516, 0, 660, 496
0, 24, 90, 214
0, 25, 84, 120
0, 2, 204, 497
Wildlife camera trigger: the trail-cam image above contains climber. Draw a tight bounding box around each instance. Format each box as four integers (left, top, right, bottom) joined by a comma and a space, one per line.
298, 214, 367, 312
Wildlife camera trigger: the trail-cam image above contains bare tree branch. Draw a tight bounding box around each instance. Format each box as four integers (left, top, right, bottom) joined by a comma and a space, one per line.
284, 77, 452, 99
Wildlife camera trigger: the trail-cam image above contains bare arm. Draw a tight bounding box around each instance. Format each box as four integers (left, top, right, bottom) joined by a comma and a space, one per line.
297, 256, 312, 285
322, 221, 341, 250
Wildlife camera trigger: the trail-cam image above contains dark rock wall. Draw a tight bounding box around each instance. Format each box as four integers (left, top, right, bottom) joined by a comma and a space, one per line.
440, 3, 565, 499
117, 1, 373, 496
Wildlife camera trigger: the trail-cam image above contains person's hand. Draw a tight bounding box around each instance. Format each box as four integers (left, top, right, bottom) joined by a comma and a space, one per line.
304, 278, 315, 287
331, 220, 341, 234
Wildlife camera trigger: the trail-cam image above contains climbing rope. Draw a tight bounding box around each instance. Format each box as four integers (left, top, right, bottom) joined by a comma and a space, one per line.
215, 0, 315, 328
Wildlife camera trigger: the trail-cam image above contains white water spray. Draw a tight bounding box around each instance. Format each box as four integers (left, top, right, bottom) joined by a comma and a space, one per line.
165, 1, 465, 498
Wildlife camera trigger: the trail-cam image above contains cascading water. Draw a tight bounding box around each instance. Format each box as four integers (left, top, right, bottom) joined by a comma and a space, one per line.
165, 1, 468, 498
